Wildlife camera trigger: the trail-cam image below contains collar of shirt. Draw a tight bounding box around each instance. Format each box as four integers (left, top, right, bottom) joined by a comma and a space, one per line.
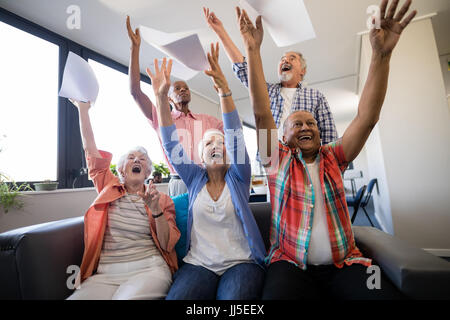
276, 81, 303, 91
172, 108, 197, 120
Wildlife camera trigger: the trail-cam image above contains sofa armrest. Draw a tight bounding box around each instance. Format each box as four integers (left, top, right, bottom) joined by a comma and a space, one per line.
0, 216, 84, 300
353, 226, 450, 300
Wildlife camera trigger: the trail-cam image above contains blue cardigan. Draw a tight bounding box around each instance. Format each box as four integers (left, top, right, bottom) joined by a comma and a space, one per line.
160, 110, 266, 268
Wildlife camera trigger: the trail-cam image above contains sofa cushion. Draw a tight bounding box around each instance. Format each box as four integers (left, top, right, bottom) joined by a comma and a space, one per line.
171, 193, 189, 265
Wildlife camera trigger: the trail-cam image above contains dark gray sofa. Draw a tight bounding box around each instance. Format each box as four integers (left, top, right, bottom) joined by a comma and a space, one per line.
1, 202, 449, 300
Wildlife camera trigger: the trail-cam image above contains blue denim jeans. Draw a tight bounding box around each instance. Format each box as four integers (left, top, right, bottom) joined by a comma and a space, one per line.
165, 262, 265, 300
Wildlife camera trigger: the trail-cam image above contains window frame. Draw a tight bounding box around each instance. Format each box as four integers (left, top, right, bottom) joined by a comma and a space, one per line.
0, 7, 152, 189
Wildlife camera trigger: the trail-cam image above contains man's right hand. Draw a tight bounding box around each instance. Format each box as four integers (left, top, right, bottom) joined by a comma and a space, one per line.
126, 16, 141, 48
236, 7, 263, 52
146, 58, 173, 98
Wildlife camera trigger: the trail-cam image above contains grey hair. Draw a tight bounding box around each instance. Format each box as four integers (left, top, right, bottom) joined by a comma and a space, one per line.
197, 129, 225, 163
291, 51, 307, 72
117, 146, 153, 183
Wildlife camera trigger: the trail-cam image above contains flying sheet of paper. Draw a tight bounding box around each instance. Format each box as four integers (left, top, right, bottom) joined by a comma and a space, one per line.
58, 51, 99, 103
139, 25, 209, 80
239, 0, 316, 47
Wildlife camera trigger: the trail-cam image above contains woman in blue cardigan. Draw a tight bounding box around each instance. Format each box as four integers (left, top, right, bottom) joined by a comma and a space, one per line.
147, 43, 266, 300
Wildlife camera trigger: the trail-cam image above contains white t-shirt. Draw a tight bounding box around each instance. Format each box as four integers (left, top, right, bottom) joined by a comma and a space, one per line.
305, 159, 334, 265
183, 184, 253, 275
277, 87, 297, 139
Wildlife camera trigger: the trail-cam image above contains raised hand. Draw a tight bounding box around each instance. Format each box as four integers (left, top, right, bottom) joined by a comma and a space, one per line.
236, 7, 263, 51
204, 42, 229, 92
126, 15, 141, 48
370, 0, 417, 56
138, 182, 162, 214
146, 57, 173, 97
203, 7, 225, 34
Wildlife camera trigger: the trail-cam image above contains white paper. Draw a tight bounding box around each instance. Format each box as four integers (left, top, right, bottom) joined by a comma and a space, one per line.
240, 0, 316, 47
58, 52, 99, 103
139, 25, 209, 80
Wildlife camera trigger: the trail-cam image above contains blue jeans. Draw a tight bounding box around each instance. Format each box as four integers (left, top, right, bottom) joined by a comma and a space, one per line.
165, 262, 265, 300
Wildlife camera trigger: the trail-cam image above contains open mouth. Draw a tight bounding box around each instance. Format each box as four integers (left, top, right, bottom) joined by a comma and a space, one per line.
132, 165, 141, 173
298, 135, 312, 142
210, 150, 223, 159
281, 63, 292, 72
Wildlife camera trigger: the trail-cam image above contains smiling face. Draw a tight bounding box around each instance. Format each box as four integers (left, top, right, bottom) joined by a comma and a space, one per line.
118, 150, 152, 185
278, 51, 306, 84
200, 132, 228, 169
169, 81, 191, 108
282, 111, 321, 157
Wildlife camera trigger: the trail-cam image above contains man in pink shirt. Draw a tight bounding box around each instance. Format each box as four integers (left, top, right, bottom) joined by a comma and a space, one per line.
127, 17, 223, 196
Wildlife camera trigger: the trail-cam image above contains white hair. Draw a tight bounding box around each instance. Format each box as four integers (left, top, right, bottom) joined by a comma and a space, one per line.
117, 146, 153, 183
197, 129, 225, 163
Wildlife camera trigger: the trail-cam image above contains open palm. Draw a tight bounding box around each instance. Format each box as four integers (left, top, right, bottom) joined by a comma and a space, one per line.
146, 58, 172, 97
236, 7, 263, 51
370, 0, 417, 56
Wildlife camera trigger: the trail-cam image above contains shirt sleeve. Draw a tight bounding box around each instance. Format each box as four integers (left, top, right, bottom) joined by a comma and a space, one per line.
315, 93, 338, 145
160, 124, 203, 188
86, 150, 118, 193
223, 110, 251, 184
231, 58, 249, 88
326, 138, 349, 173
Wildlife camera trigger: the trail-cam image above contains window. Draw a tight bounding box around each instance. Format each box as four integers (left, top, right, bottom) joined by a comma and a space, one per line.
0, 21, 58, 182
88, 59, 166, 168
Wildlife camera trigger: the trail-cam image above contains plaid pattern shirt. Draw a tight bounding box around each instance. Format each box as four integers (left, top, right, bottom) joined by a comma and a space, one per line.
232, 60, 338, 145
265, 139, 371, 269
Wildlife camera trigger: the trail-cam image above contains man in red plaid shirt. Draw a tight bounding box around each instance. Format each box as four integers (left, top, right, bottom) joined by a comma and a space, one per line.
238, 0, 417, 299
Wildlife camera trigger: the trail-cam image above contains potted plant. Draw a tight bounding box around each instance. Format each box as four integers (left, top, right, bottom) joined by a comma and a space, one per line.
34, 179, 59, 191
0, 173, 32, 213
153, 162, 170, 183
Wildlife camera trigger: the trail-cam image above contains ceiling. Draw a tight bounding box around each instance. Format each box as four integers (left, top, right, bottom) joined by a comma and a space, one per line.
1, 0, 449, 125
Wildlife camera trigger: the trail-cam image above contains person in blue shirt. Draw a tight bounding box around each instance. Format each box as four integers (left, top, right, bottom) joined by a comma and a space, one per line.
146, 43, 266, 300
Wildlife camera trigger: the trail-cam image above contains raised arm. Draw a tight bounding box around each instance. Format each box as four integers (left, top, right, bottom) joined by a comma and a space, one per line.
236, 8, 276, 158
127, 16, 156, 121
342, 0, 416, 162
147, 58, 202, 186
146, 58, 173, 128
203, 7, 244, 64
205, 42, 251, 182
71, 100, 101, 158
204, 42, 236, 114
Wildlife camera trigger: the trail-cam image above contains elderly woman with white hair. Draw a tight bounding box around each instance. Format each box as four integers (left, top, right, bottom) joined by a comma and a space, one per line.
66, 100, 180, 300
147, 44, 266, 300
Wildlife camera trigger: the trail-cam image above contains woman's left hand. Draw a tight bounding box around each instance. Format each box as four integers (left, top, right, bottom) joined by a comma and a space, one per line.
204, 42, 230, 94
138, 182, 162, 214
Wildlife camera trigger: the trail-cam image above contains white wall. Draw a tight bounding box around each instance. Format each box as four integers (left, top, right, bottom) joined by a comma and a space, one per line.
359, 18, 450, 250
